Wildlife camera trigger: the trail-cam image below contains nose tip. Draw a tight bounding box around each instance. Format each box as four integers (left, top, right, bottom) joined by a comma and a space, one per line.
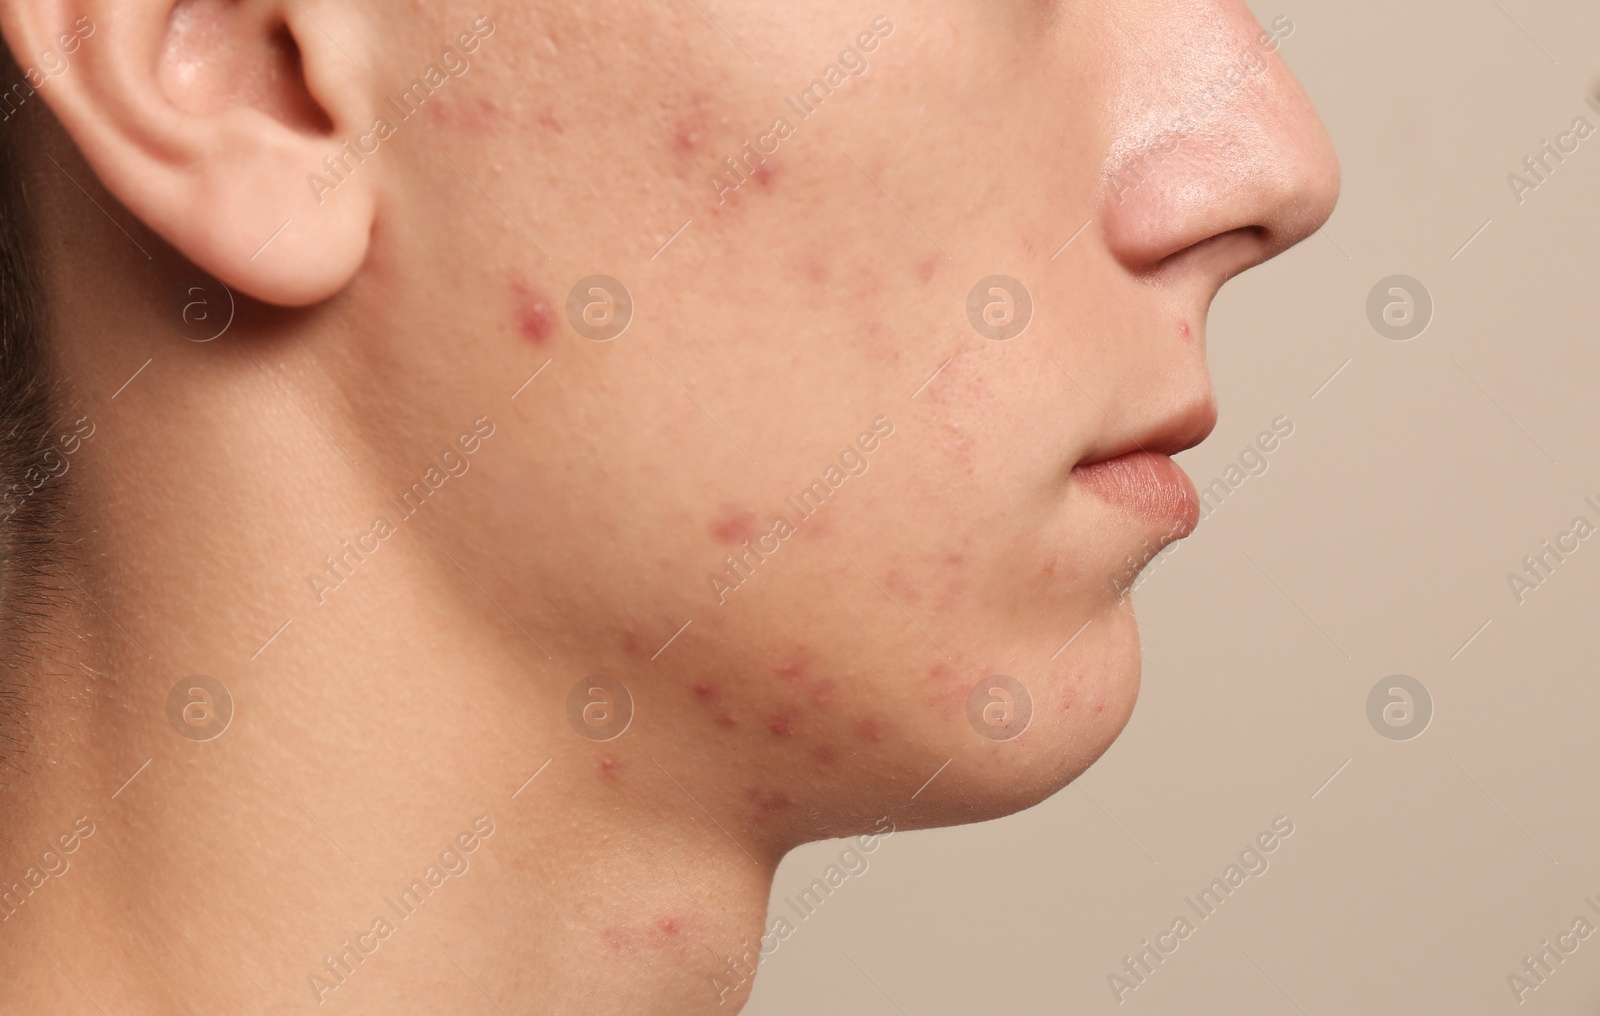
1098, 6, 1340, 283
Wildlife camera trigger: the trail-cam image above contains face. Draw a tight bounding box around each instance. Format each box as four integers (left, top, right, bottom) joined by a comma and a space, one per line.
335, 0, 1337, 849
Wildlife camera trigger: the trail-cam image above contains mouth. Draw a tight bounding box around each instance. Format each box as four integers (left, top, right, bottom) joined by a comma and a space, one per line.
1070, 451, 1200, 538
1069, 397, 1217, 541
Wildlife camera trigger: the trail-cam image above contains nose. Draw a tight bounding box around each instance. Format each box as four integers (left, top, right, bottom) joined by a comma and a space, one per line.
1097, 3, 1340, 287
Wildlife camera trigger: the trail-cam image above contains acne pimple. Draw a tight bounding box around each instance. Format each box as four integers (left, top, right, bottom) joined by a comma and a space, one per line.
713, 712, 737, 729
710, 508, 758, 544
855, 716, 884, 742
801, 257, 828, 285
1177, 320, 1192, 340
511, 281, 555, 345
915, 256, 941, 284
810, 743, 837, 767
669, 95, 714, 158
751, 162, 775, 189
692, 679, 718, 704
657, 915, 686, 937
599, 754, 624, 779
534, 110, 565, 133
620, 630, 644, 657
767, 710, 797, 736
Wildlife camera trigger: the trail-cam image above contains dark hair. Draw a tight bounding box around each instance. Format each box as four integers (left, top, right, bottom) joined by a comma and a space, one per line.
0, 41, 70, 700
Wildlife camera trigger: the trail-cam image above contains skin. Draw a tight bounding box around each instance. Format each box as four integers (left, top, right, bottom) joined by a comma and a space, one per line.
0, 0, 1336, 1013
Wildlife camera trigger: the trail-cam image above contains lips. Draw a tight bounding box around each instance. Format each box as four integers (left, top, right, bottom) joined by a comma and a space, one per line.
1071, 450, 1200, 537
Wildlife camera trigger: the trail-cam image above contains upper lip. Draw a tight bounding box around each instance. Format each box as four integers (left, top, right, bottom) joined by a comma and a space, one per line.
1073, 395, 1218, 466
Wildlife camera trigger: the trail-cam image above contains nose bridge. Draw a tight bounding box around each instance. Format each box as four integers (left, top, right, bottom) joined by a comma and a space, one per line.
1097, 2, 1340, 274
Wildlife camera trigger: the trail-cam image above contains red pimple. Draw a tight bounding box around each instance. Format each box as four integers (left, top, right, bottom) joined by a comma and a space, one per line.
810, 743, 837, 767
692, 680, 719, 704
1177, 320, 1192, 340
620, 630, 644, 657
535, 110, 565, 133
511, 281, 555, 345
669, 97, 712, 158
767, 710, 796, 736
711, 508, 758, 545
915, 256, 940, 284
657, 915, 685, 937
855, 716, 884, 742
752, 163, 775, 189
713, 712, 737, 729
599, 754, 624, 779
802, 257, 828, 285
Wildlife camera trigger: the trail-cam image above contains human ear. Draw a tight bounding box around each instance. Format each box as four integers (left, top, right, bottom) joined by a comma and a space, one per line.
0, 0, 376, 305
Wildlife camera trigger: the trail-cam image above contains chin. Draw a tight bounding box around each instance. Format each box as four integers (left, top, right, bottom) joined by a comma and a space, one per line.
886, 600, 1145, 832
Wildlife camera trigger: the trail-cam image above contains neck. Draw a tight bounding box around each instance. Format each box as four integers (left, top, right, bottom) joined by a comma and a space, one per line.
0, 319, 780, 1015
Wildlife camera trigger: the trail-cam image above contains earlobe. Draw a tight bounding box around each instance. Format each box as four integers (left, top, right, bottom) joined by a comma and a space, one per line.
0, 0, 377, 306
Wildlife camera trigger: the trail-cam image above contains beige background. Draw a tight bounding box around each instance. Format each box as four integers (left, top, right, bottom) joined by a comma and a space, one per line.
746, 2, 1600, 1013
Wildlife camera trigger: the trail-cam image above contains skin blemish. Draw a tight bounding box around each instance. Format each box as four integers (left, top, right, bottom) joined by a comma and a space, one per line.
602, 926, 638, 957
669, 95, 713, 158
692, 679, 718, 704
511, 281, 555, 345
713, 712, 737, 729
915, 256, 941, 284
1177, 320, 1192, 341
744, 788, 792, 822
801, 257, 828, 285
711, 508, 758, 545
657, 915, 686, 938
620, 630, 644, 657
767, 710, 797, 736
855, 716, 884, 742
751, 162, 775, 189
599, 754, 624, 780
923, 661, 968, 716
810, 743, 837, 767
534, 109, 565, 133
774, 652, 835, 706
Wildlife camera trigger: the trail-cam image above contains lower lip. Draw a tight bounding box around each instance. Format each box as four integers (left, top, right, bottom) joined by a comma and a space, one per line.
1070, 451, 1200, 538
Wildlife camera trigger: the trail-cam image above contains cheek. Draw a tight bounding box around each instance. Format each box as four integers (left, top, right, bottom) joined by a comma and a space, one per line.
425, 96, 503, 131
